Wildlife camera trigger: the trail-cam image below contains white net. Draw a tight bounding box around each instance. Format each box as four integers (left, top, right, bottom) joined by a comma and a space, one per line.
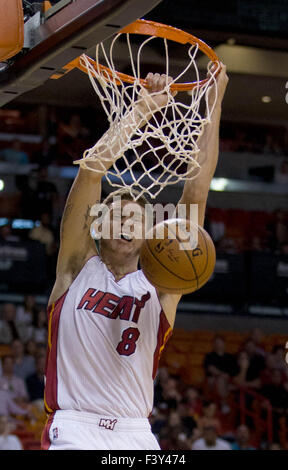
74, 28, 220, 200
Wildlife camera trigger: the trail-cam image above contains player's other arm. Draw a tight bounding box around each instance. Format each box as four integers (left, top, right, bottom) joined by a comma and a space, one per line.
158, 65, 228, 327
178, 64, 229, 227
48, 168, 102, 305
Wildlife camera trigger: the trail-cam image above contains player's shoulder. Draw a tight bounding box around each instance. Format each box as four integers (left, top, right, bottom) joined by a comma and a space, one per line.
48, 254, 100, 306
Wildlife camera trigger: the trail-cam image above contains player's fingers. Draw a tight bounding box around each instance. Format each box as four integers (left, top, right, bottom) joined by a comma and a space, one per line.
151, 73, 161, 92
158, 74, 168, 91
166, 75, 173, 85
145, 72, 154, 89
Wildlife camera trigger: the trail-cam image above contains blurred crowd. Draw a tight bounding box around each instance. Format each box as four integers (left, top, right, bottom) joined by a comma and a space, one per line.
151, 329, 288, 451
0, 295, 287, 450
0, 296, 47, 449
220, 122, 288, 157
0, 105, 287, 178
205, 207, 288, 256
0, 107, 101, 168
0, 104, 287, 267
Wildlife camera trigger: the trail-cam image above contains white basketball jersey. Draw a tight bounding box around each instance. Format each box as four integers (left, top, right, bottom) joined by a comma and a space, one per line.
44, 256, 172, 418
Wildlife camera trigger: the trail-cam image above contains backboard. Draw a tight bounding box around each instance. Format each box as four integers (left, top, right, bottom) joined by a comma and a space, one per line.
0, 0, 163, 107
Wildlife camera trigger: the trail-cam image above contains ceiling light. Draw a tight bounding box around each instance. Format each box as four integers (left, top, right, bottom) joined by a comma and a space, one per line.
0, 179, 4, 191
210, 178, 228, 191
261, 96, 271, 103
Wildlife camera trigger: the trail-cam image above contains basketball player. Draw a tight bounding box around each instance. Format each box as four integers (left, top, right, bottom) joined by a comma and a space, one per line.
41, 65, 228, 450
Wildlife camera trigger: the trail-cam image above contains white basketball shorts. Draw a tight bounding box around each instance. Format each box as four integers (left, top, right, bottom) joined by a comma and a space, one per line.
42, 410, 160, 450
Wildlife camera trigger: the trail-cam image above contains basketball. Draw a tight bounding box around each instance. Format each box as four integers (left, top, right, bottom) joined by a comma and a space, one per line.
140, 218, 216, 294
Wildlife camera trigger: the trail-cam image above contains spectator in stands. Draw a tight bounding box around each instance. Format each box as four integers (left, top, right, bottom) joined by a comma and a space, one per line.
267, 442, 283, 450
154, 376, 182, 413
11, 339, 36, 381
27, 309, 48, 344
183, 387, 202, 420
264, 345, 288, 384
196, 401, 222, 435
0, 303, 29, 344
0, 139, 29, 165
242, 339, 266, 377
249, 328, 266, 357
176, 399, 198, 437
0, 224, 20, 243
25, 339, 38, 359
30, 166, 58, 221
34, 138, 56, 167
35, 342, 46, 359
0, 389, 30, 419
57, 113, 91, 164
0, 356, 29, 404
203, 335, 235, 411
261, 368, 288, 440
230, 424, 256, 450
26, 354, 45, 403
232, 350, 261, 390
29, 212, 55, 256
250, 236, 264, 252
0, 415, 23, 450
230, 348, 265, 433
191, 426, 231, 450
159, 410, 191, 450
15, 295, 38, 326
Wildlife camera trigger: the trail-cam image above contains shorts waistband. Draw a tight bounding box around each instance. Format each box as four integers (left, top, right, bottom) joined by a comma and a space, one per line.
53, 410, 151, 432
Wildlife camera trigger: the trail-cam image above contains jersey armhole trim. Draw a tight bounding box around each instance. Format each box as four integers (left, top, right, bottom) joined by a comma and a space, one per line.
48, 254, 99, 308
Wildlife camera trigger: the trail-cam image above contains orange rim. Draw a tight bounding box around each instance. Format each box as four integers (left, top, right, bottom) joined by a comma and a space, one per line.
60, 19, 221, 91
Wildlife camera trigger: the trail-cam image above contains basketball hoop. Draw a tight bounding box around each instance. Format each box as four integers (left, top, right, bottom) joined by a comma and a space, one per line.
66, 20, 221, 199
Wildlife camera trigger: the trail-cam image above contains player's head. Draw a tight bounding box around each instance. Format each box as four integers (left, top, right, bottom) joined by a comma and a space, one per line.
98, 188, 150, 258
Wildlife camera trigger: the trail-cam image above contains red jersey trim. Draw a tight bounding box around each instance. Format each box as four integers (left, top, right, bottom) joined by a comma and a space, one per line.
44, 290, 68, 414
41, 412, 55, 450
152, 310, 172, 380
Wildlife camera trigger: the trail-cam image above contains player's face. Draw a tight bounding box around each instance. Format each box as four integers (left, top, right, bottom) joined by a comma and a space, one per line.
102, 199, 145, 255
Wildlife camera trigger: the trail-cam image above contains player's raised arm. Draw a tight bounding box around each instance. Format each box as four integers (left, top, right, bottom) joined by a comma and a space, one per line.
178, 64, 229, 226
157, 65, 228, 327
49, 74, 173, 305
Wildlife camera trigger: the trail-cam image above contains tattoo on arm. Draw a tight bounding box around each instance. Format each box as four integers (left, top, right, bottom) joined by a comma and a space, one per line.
83, 204, 92, 231
61, 200, 100, 240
